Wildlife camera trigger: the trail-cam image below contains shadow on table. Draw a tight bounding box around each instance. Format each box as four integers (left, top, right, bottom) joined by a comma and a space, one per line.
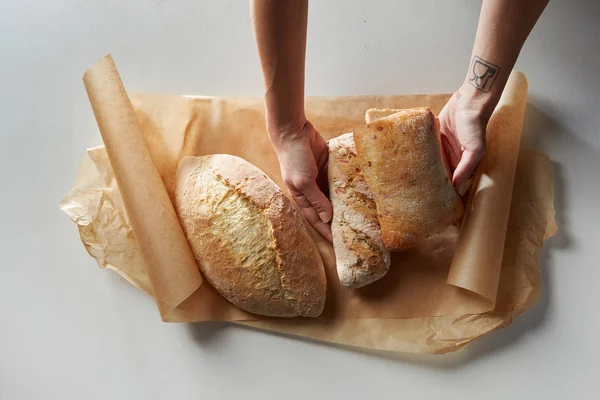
187, 102, 573, 368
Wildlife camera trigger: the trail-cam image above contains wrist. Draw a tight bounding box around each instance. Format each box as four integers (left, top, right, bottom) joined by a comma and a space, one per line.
457, 81, 499, 122
266, 114, 307, 149
264, 86, 307, 141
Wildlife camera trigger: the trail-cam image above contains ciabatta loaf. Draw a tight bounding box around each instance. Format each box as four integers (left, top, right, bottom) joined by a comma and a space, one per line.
354, 108, 464, 250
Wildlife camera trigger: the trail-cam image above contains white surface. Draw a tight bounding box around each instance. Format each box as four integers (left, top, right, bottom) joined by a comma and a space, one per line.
1, 1, 599, 399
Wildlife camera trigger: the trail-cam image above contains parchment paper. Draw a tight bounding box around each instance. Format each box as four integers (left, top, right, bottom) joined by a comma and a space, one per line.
81, 56, 202, 321
60, 55, 556, 353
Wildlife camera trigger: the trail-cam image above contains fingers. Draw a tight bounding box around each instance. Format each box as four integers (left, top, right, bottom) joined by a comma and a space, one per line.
287, 177, 333, 242
440, 134, 461, 175
452, 144, 486, 196
316, 159, 330, 199
293, 177, 333, 223
290, 191, 333, 242
298, 204, 333, 242
438, 108, 461, 172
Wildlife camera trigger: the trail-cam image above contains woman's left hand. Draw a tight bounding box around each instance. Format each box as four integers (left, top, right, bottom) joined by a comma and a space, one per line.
438, 85, 492, 195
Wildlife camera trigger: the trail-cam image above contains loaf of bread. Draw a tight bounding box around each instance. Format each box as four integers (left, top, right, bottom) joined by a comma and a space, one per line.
354, 108, 464, 251
327, 133, 390, 288
174, 155, 327, 318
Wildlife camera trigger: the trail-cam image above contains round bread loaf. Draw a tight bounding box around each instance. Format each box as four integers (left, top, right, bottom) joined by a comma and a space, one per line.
175, 155, 327, 318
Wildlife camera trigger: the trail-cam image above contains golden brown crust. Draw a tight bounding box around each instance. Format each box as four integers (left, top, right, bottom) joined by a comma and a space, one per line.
354, 108, 464, 250
327, 133, 390, 288
365, 108, 402, 124
175, 155, 326, 317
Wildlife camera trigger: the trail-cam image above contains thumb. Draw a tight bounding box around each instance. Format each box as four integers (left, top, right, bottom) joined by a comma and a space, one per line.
452, 146, 484, 196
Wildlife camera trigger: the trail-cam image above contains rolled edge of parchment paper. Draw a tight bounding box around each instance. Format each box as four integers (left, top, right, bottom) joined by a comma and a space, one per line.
447, 70, 529, 305
82, 55, 203, 319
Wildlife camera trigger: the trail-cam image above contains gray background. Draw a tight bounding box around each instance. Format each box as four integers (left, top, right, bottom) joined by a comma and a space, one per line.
1, 1, 598, 399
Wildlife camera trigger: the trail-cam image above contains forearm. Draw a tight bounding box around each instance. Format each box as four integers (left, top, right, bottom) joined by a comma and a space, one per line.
251, 0, 309, 146
460, 0, 549, 118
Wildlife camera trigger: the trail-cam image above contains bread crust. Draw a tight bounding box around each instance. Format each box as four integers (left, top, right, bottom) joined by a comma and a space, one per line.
175, 155, 327, 317
328, 133, 390, 288
354, 108, 464, 250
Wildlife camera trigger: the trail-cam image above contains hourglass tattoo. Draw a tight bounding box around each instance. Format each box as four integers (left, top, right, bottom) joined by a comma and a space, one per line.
468, 56, 500, 92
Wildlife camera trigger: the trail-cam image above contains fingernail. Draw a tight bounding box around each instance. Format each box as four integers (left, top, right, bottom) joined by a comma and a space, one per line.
318, 211, 331, 224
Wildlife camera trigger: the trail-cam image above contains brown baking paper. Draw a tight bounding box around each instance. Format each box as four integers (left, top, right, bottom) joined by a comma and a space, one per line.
447, 72, 530, 310
81, 55, 202, 321
60, 55, 556, 353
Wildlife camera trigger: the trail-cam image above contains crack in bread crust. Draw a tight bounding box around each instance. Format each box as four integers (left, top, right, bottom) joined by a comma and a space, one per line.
213, 173, 288, 301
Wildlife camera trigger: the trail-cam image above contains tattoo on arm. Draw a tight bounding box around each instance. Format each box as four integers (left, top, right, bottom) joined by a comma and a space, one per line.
468, 56, 500, 92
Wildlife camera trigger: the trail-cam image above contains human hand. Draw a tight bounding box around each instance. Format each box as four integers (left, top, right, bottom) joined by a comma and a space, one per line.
270, 120, 333, 242
438, 84, 493, 196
